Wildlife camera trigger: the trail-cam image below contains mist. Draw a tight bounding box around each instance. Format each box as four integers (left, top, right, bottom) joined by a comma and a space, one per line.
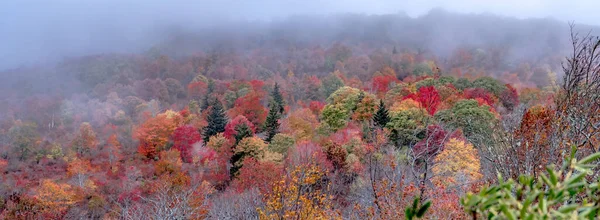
2, 0, 600, 71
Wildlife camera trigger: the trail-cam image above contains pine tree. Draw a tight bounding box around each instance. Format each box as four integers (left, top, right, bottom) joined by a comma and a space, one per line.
203, 98, 227, 143
272, 83, 285, 114
374, 100, 390, 129
200, 78, 215, 111
234, 123, 253, 145
264, 103, 280, 143
392, 46, 398, 54
263, 83, 285, 143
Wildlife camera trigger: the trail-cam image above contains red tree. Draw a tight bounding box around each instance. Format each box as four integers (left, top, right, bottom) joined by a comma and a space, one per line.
372, 74, 398, 95
405, 86, 441, 115
172, 125, 202, 163
228, 92, 267, 130
223, 115, 255, 140
187, 81, 208, 99
232, 158, 283, 194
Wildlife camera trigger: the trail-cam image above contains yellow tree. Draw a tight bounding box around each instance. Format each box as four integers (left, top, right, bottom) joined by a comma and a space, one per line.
281, 108, 319, 141
231, 137, 268, 176
258, 164, 340, 220
431, 138, 482, 187
389, 99, 423, 113
35, 179, 78, 217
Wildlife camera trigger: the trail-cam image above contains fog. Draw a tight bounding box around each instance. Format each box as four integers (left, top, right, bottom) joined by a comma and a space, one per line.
2, 0, 600, 71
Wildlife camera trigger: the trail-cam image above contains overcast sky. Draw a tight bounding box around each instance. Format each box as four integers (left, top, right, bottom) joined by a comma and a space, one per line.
1, 0, 599, 70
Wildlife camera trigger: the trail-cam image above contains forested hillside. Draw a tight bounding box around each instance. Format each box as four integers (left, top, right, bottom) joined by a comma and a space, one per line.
1, 10, 599, 219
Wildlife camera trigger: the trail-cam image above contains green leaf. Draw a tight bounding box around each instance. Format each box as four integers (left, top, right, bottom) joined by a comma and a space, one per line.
501, 204, 516, 220
412, 197, 419, 210
579, 152, 600, 165
405, 207, 412, 219
566, 172, 587, 186
547, 167, 558, 186
558, 204, 578, 214
416, 201, 431, 217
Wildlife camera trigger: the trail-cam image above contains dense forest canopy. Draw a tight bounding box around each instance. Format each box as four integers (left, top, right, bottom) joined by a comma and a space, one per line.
1, 8, 600, 219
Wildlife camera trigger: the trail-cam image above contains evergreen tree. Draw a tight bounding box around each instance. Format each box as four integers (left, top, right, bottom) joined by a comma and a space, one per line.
392, 46, 398, 55
264, 102, 280, 143
374, 100, 390, 129
202, 98, 227, 143
272, 83, 285, 114
234, 123, 253, 145
263, 83, 285, 143
200, 78, 215, 111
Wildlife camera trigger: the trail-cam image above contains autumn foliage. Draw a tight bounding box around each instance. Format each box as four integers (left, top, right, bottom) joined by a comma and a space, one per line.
1, 12, 594, 219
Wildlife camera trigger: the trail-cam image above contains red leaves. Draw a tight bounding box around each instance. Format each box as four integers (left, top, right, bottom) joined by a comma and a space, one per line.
287, 141, 333, 171
232, 158, 283, 194
172, 125, 202, 163
372, 74, 399, 95
416, 86, 441, 115
404, 86, 441, 115
138, 141, 158, 160
309, 101, 325, 115
187, 81, 208, 99
249, 80, 265, 93
223, 115, 255, 140
463, 88, 495, 106
228, 92, 267, 130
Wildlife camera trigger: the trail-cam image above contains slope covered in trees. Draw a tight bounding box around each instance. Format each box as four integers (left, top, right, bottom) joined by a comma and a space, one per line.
0, 10, 599, 219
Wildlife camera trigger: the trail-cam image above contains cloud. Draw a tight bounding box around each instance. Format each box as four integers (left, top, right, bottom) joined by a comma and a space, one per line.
1, 0, 599, 70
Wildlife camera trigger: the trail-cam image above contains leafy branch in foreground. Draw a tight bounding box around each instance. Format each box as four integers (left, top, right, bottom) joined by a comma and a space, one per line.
461, 146, 600, 219
405, 197, 431, 220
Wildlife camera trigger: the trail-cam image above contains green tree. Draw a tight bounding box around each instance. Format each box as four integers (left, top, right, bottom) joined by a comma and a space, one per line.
453, 78, 472, 91
415, 78, 438, 90
472, 76, 505, 96
438, 76, 456, 84
327, 86, 362, 111
373, 100, 390, 129
320, 86, 366, 132
386, 109, 428, 148
462, 146, 600, 219
234, 123, 253, 146
200, 78, 215, 111
435, 99, 496, 145
271, 83, 285, 114
320, 104, 350, 133
264, 102, 281, 143
203, 98, 228, 143
264, 83, 286, 143
268, 134, 295, 155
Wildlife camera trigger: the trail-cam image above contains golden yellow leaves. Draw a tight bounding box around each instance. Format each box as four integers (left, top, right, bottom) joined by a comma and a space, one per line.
258, 164, 340, 220
432, 138, 482, 186
36, 179, 78, 210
